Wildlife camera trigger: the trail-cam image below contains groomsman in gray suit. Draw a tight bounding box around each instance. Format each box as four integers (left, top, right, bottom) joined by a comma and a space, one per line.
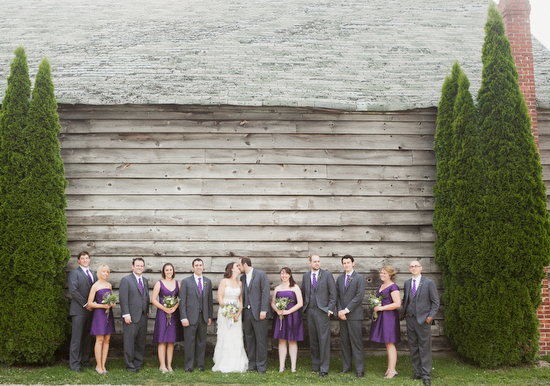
180, 258, 213, 372
239, 256, 270, 373
336, 255, 365, 378
402, 260, 439, 386
119, 258, 150, 372
68, 251, 96, 372
301, 254, 337, 378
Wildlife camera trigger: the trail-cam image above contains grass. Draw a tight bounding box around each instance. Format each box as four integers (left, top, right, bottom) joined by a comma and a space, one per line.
1, 354, 549, 385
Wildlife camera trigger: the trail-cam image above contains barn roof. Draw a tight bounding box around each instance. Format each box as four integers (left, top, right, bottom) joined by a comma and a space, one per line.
1, 0, 549, 110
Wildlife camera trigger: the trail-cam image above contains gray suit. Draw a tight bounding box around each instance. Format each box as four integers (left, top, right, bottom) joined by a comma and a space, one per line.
302, 269, 337, 373
68, 267, 96, 371
179, 275, 213, 371
119, 274, 150, 371
402, 276, 439, 381
241, 268, 270, 372
336, 271, 365, 373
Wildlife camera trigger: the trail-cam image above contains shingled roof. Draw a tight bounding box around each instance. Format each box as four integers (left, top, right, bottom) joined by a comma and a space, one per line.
1, 0, 549, 110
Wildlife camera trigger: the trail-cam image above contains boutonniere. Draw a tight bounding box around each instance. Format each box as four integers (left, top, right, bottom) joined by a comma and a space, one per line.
251, 274, 255, 280
317, 271, 321, 279
348, 276, 353, 283
418, 282, 423, 289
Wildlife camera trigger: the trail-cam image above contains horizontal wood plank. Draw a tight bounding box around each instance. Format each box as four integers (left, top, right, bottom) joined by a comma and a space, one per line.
66, 209, 434, 226
66, 195, 434, 210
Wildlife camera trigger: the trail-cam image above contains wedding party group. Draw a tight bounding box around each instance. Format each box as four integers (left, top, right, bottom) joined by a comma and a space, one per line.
68, 251, 439, 386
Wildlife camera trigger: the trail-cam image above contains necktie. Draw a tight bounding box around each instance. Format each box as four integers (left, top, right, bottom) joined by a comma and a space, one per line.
312, 273, 317, 289
345, 274, 350, 288
138, 277, 144, 294
198, 277, 203, 294
412, 279, 417, 297
86, 270, 93, 284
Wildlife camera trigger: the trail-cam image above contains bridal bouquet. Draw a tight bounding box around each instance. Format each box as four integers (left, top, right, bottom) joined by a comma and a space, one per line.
101, 292, 118, 321
368, 292, 383, 320
221, 302, 239, 327
163, 296, 180, 326
275, 297, 293, 330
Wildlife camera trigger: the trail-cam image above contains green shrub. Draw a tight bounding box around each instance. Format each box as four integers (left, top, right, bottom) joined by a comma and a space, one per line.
0, 53, 70, 364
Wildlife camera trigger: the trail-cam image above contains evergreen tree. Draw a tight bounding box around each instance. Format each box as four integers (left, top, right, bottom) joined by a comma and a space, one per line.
0, 46, 31, 363
0, 55, 70, 363
471, 3, 549, 367
444, 71, 484, 359
433, 62, 461, 274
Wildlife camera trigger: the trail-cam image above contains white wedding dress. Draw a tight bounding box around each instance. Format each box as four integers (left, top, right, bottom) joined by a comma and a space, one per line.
212, 286, 248, 373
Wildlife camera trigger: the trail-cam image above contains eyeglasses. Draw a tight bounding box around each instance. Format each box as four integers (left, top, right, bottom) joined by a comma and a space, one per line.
409, 265, 421, 269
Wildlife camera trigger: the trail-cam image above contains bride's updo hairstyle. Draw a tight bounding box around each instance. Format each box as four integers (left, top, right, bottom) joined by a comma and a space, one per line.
280, 267, 296, 287
224, 262, 236, 278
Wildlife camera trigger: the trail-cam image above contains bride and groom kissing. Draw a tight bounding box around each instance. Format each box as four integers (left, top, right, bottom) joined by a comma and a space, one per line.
180, 256, 269, 373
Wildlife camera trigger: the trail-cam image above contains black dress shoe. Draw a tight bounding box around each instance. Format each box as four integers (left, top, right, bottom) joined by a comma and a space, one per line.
411, 374, 422, 380
257, 370, 266, 374
72, 368, 82, 373
356, 372, 364, 378
319, 372, 328, 378
423, 378, 431, 386
126, 368, 139, 373
185, 369, 193, 372
339, 370, 350, 374
198, 367, 205, 371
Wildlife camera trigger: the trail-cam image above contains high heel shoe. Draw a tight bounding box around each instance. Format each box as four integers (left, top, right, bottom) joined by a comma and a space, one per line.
159, 367, 169, 373
95, 367, 104, 375
384, 370, 398, 379
167, 367, 173, 372
279, 367, 285, 373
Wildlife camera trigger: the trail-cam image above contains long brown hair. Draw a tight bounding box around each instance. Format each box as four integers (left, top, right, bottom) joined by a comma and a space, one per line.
280, 267, 296, 287
224, 262, 235, 278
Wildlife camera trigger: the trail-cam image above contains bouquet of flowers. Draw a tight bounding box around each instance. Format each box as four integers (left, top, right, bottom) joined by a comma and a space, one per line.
101, 292, 118, 321
275, 297, 293, 330
221, 302, 239, 327
368, 292, 383, 320
163, 296, 180, 326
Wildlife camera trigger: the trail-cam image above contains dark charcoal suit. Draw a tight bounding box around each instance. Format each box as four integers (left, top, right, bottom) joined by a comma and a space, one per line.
68, 267, 96, 371
241, 268, 270, 372
302, 269, 337, 374
336, 270, 365, 373
119, 274, 150, 371
402, 276, 439, 382
179, 274, 213, 371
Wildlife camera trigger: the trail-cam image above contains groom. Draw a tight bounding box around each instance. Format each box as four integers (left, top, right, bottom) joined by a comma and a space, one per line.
239, 256, 270, 373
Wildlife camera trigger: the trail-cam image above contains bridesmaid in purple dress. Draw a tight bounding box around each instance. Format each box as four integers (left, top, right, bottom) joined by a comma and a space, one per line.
271, 267, 304, 373
151, 263, 182, 373
369, 265, 401, 379
88, 264, 116, 375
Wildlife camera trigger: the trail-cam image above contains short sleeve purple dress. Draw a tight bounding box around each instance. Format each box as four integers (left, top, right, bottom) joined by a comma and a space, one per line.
272, 290, 304, 341
90, 288, 116, 336
369, 283, 401, 343
153, 281, 183, 344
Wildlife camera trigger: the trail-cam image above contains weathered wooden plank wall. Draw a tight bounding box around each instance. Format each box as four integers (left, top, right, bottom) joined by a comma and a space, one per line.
59, 104, 444, 352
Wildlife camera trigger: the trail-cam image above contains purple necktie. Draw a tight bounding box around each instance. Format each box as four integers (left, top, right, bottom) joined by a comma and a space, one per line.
86, 270, 93, 284
345, 274, 350, 288
412, 279, 417, 297
139, 277, 144, 294
198, 277, 203, 294
312, 273, 317, 289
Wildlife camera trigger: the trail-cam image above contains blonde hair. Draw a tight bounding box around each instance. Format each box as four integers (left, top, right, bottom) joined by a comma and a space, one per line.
97, 264, 110, 276
381, 265, 396, 280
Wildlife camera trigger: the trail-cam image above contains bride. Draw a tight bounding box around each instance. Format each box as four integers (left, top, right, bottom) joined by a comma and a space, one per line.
212, 262, 248, 372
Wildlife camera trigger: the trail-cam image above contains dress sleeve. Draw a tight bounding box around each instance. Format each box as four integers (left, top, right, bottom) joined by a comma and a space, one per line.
390, 283, 400, 292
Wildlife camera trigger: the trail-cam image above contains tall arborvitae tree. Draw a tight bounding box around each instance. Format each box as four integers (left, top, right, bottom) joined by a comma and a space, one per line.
443, 71, 484, 359
0, 47, 31, 363
433, 62, 460, 309
0, 55, 70, 363
472, 3, 549, 367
